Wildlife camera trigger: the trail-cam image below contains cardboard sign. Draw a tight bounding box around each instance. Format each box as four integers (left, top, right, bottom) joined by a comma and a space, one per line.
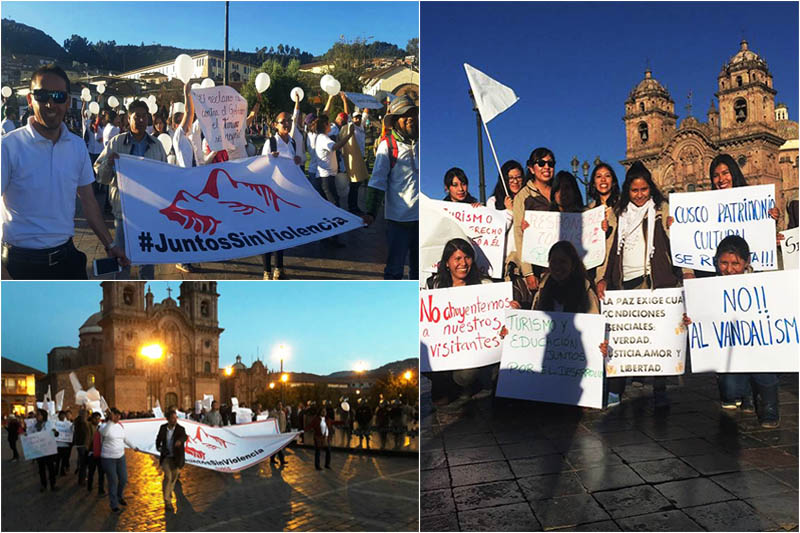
684, 270, 799, 372
496, 309, 606, 409
116, 155, 364, 264
54, 421, 73, 443
342, 123, 368, 183
423, 198, 507, 277
520, 206, 606, 269
669, 185, 778, 272
191, 86, 247, 152
601, 288, 687, 376
21, 430, 57, 460
780, 227, 798, 270
420, 282, 514, 372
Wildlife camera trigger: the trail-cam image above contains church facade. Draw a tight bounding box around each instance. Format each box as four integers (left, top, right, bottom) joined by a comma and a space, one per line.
42, 282, 223, 412
622, 40, 798, 228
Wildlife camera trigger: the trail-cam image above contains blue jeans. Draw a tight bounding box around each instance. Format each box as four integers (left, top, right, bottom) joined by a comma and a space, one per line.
384, 221, 419, 280
101, 455, 127, 509
113, 217, 154, 279
719, 373, 778, 402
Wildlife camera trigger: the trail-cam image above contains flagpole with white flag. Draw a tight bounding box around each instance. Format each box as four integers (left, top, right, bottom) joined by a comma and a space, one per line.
464, 63, 519, 198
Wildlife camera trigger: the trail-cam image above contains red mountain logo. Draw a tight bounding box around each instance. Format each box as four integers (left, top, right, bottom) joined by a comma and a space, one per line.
185, 425, 235, 459
159, 167, 300, 235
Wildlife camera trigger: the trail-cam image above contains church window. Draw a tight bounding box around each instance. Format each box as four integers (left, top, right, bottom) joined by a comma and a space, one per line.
126, 332, 133, 341
687, 184, 696, 192
123, 287, 134, 306
165, 392, 178, 410
639, 102, 644, 112
201, 300, 209, 317
205, 340, 211, 348
738, 155, 747, 168
734, 99, 747, 123
638, 122, 648, 143
204, 362, 211, 373
126, 356, 134, 369
736, 75, 742, 87
87, 373, 96, 387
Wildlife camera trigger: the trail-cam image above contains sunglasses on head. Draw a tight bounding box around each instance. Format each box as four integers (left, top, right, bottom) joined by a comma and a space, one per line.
535, 159, 555, 168
32, 89, 68, 104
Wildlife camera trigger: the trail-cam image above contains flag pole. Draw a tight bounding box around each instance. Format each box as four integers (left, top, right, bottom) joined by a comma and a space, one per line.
469, 90, 487, 204
481, 119, 509, 197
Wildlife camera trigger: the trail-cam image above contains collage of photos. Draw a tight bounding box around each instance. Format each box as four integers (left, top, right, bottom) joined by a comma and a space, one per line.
0, 1, 798, 533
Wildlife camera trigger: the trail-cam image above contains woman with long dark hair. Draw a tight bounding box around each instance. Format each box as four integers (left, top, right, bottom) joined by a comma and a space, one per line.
586, 162, 621, 284
532, 241, 599, 313
443, 167, 479, 204
550, 171, 584, 212
29, 408, 59, 492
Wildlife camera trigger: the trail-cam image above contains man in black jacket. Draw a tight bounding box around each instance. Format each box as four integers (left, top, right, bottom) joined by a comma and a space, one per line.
155, 409, 186, 512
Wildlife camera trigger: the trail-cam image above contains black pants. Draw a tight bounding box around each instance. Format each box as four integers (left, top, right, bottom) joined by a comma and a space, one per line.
37, 455, 57, 488
87, 455, 105, 491
348, 182, 362, 212
76, 446, 88, 483
314, 443, 331, 469
8, 437, 19, 460
57, 446, 71, 474
263, 251, 284, 271
271, 449, 286, 464
608, 376, 667, 396
2, 239, 87, 280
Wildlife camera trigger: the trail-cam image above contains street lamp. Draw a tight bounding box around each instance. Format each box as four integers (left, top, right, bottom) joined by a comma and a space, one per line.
269, 382, 275, 389
280, 373, 289, 403
354, 361, 368, 373
403, 370, 413, 381
139, 343, 164, 409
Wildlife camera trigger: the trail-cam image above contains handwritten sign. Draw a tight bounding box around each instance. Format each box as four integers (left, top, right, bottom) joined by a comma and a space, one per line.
191, 86, 247, 152
780, 227, 798, 270
669, 185, 777, 272
496, 309, 606, 409
684, 270, 799, 372
520, 206, 605, 269
423, 199, 507, 277
601, 288, 686, 376
24, 418, 37, 432
54, 421, 73, 443
420, 282, 513, 372
21, 430, 57, 460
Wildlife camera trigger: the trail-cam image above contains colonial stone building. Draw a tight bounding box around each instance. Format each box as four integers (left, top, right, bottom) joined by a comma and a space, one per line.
1, 358, 44, 418
622, 40, 799, 228
42, 282, 223, 412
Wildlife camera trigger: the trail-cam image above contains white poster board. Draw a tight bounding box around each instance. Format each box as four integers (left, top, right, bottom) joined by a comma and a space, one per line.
420, 282, 514, 372
684, 270, 799, 372
779, 227, 798, 270
191, 86, 247, 152
203, 394, 214, 411
496, 309, 606, 409
423, 199, 506, 277
669, 185, 777, 272
21, 431, 57, 460
601, 288, 687, 376
520, 206, 606, 269
54, 421, 73, 443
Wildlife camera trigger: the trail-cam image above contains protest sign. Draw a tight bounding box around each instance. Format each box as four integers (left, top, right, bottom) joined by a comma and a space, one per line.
153, 404, 164, 419
496, 309, 606, 409
191, 86, 247, 152
116, 155, 364, 264
520, 206, 606, 269
422, 198, 506, 277
684, 270, 799, 372
420, 282, 514, 372
21, 430, 57, 460
234, 407, 253, 423
342, 92, 383, 110
54, 421, 73, 443
55, 390, 64, 412
121, 419, 299, 473
780, 227, 798, 270
669, 185, 777, 272
203, 394, 214, 411
601, 288, 687, 376
419, 195, 472, 281
24, 418, 36, 432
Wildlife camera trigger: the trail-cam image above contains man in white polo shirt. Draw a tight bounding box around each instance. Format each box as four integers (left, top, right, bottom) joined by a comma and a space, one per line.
1, 64, 128, 279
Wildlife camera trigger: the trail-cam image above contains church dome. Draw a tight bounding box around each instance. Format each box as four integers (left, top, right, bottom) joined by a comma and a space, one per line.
722, 40, 769, 74
79, 312, 103, 335
628, 69, 671, 102
232, 354, 246, 370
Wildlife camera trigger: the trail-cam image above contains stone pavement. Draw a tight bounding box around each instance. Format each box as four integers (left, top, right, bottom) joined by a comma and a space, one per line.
1, 442, 418, 532
420, 373, 798, 532
73, 192, 405, 280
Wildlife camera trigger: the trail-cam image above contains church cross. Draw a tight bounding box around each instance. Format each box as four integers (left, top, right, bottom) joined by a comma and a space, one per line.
685, 90, 693, 117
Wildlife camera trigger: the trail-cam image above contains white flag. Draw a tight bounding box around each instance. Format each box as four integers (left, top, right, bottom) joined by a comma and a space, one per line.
464, 63, 519, 123
55, 390, 64, 412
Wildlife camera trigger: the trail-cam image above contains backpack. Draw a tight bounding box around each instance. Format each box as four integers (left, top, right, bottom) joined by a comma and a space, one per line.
380, 133, 399, 169
269, 135, 296, 156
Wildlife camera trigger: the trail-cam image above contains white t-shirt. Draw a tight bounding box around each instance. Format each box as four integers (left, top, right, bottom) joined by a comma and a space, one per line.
190, 121, 204, 165
314, 134, 338, 177
262, 133, 297, 159
353, 124, 366, 157
368, 134, 419, 222
103, 123, 120, 147
99, 421, 131, 459
306, 132, 319, 175
172, 127, 194, 168
2, 118, 96, 248
622, 221, 648, 281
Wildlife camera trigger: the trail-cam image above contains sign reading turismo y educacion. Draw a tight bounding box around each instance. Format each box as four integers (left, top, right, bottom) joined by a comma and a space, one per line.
116, 155, 364, 264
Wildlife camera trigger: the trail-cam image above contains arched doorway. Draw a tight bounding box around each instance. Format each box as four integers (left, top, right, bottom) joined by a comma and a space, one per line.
165, 392, 178, 410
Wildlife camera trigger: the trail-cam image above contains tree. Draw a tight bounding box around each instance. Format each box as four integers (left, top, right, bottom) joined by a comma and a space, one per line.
406, 37, 419, 60
240, 59, 314, 123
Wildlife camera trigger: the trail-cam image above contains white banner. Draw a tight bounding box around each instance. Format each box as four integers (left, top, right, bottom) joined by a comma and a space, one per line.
684, 270, 799, 372
120, 419, 298, 473
21, 431, 57, 460
669, 185, 777, 272
496, 309, 606, 409
423, 198, 506, 277
342, 92, 383, 110
420, 282, 513, 372
191, 86, 247, 152
780, 227, 798, 270
520, 206, 606, 269
54, 421, 73, 443
601, 288, 687, 376
116, 155, 364, 264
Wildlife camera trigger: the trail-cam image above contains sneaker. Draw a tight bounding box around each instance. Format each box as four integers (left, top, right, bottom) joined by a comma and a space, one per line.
262, 270, 271, 280
176, 263, 195, 273
607, 392, 621, 407
760, 418, 780, 429
272, 268, 285, 280
740, 397, 756, 413
721, 400, 740, 410
119, 498, 127, 506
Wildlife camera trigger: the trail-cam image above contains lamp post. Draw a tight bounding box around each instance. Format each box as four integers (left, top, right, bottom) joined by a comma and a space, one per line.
140, 343, 164, 410
469, 89, 487, 203
571, 155, 603, 188
280, 373, 288, 404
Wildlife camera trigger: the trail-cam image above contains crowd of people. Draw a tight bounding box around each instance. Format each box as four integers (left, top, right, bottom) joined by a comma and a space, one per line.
426, 148, 795, 430
2, 63, 419, 280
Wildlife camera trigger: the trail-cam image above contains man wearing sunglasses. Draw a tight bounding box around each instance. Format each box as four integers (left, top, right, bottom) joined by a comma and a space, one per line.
1, 64, 128, 279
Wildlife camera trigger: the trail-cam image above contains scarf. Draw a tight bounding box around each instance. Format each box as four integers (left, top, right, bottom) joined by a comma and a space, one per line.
617, 198, 656, 265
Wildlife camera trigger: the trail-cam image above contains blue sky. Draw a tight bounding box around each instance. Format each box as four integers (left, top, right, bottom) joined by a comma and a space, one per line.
420, 1, 799, 200
1, 1, 418, 56
1, 281, 418, 375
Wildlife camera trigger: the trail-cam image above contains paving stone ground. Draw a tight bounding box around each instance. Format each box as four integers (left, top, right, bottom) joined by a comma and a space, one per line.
72, 190, 407, 281
420, 373, 798, 532
1, 442, 418, 532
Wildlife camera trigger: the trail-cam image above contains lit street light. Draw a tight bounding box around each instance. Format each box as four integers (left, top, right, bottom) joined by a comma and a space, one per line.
403, 370, 413, 381
139, 343, 164, 409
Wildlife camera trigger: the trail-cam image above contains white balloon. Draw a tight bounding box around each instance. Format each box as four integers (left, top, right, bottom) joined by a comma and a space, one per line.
1, 86, 11, 98
326, 78, 341, 96
320, 74, 334, 86
81, 88, 91, 102
89, 101, 100, 115
290, 87, 305, 102
96, 83, 106, 94
174, 54, 194, 84
191, 83, 201, 90
148, 94, 157, 104
158, 133, 172, 154
107, 95, 119, 108
147, 101, 158, 114
86, 387, 101, 402
201, 78, 215, 89
255, 72, 270, 93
